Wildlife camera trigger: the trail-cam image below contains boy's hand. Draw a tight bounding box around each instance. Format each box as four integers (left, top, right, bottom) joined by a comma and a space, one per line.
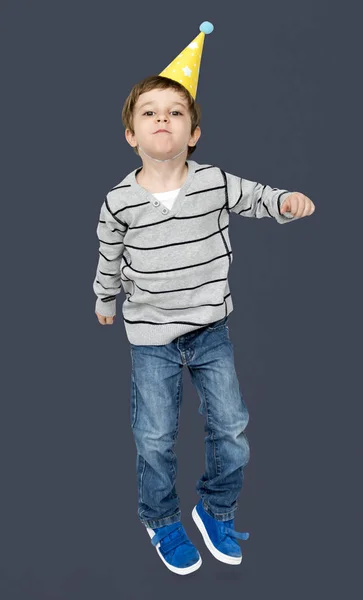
96, 312, 116, 325
280, 192, 315, 219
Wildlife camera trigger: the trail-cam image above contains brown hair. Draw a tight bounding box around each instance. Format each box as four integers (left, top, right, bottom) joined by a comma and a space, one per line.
121, 75, 202, 158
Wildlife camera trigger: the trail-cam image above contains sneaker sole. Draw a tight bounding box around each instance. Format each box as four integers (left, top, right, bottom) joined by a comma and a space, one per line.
192, 506, 242, 565
146, 527, 202, 575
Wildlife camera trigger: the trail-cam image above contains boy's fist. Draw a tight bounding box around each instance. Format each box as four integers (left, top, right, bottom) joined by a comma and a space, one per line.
96, 312, 116, 325
280, 192, 315, 219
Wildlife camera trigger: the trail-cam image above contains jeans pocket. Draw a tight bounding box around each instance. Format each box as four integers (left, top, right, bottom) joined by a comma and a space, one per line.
207, 314, 229, 331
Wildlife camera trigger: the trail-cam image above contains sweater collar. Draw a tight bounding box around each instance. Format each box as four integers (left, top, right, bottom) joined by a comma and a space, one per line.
125, 159, 198, 218
127, 159, 198, 194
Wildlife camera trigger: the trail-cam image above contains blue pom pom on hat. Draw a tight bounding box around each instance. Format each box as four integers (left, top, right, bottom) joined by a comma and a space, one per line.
199, 21, 214, 34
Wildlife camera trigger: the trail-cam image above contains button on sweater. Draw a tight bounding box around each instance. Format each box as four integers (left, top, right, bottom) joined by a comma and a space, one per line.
93, 160, 296, 345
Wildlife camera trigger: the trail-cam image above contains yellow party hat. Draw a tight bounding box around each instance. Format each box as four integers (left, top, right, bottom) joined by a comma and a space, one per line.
158, 21, 214, 99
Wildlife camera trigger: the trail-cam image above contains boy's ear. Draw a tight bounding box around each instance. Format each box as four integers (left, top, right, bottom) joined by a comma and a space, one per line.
189, 126, 201, 147
125, 128, 137, 148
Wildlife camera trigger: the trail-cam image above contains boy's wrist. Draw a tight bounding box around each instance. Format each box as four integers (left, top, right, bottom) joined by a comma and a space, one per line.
95, 298, 116, 318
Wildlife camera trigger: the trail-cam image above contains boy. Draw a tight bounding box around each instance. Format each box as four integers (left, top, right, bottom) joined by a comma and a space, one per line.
93, 23, 315, 576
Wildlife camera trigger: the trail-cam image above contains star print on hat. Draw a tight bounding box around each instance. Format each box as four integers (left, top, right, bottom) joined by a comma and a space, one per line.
158, 21, 214, 99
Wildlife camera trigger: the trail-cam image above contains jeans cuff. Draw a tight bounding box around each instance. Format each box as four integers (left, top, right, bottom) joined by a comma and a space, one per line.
202, 499, 237, 521
140, 510, 181, 529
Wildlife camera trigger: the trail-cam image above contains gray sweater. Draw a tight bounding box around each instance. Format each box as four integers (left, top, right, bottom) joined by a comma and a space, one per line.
93, 160, 296, 345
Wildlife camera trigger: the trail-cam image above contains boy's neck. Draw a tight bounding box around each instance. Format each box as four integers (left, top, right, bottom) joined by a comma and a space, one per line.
136, 158, 189, 193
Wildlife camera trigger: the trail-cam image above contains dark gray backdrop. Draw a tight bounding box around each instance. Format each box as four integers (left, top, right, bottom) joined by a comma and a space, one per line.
1, 0, 362, 598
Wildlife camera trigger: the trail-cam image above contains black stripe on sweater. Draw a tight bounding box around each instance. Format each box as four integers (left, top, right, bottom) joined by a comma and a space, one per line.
127, 206, 227, 230
122, 250, 232, 275
218, 169, 232, 268
124, 224, 229, 251
123, 292, 231, 313
120, 276, 228, 295
185, 184, 226, 196
123, 312, 231, 326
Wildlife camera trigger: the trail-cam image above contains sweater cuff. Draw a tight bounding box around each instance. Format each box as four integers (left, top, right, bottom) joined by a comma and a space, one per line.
276, 192, 296, 224
95, 298, 116, 318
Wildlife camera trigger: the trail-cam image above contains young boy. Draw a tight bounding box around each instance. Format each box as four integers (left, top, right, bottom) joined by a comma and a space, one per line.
93, 25, 315, 576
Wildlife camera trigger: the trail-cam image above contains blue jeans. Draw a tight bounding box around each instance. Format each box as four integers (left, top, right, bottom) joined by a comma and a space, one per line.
129, 315, 250, 529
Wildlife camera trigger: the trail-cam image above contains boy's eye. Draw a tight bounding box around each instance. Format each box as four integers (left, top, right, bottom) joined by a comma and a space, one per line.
143, 111, 182, 116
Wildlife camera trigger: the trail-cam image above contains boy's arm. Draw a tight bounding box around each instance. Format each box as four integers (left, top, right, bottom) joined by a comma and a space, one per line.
225, 171, 296, 224
93, 195, 127, 317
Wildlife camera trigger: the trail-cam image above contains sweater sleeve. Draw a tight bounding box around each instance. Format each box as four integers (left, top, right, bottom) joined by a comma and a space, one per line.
93, 195, 127, 317
225, 171, 296, 224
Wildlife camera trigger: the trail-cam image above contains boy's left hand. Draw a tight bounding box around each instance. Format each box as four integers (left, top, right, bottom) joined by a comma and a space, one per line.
280, 192, 315, 219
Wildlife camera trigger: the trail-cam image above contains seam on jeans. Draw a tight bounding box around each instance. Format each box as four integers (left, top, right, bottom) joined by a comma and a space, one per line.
130, 354, 138, 428
139, 455, 147, 517
131, 371, 137, 428
195, 369, 221, 478
175, 367, 182, 437
170, 369, 182, 480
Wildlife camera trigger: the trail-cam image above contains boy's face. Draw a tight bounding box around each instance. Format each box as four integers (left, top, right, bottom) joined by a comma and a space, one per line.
125, 88, 201, 159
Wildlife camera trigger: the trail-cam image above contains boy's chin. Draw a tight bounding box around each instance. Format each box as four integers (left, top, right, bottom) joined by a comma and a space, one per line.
139, 142, 187, 159
153, 146, 172, 152
148, 146, 177, 157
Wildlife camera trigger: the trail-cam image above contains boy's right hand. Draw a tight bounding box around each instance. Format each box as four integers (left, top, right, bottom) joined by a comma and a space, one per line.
96, 312, 116, 325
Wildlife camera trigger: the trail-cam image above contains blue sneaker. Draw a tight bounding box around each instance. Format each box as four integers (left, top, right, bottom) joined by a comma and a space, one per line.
146, 521, 202, 575
192, 500, 249, 565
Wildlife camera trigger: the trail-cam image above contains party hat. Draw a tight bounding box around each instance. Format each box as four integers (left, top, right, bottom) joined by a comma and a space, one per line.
158, 21, 214, 99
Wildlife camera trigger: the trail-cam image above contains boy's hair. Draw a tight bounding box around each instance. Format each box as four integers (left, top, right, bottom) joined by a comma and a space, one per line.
121, 75, 202, 158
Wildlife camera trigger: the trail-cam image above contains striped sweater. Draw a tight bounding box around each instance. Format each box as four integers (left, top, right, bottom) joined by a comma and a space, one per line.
93, 160, 296, 345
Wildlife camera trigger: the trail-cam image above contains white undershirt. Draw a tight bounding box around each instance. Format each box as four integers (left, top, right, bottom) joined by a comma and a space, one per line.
151, 188, 181, 210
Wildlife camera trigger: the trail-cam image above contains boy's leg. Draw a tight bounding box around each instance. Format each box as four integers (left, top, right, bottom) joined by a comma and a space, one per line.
129, 341, 183, 529
186, 318, 250, 521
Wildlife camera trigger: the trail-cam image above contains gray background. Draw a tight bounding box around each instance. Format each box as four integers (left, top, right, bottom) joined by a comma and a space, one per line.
1, 0, 362, 598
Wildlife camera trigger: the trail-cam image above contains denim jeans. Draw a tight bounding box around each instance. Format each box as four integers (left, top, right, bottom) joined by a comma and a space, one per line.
129, 315, 250, 529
